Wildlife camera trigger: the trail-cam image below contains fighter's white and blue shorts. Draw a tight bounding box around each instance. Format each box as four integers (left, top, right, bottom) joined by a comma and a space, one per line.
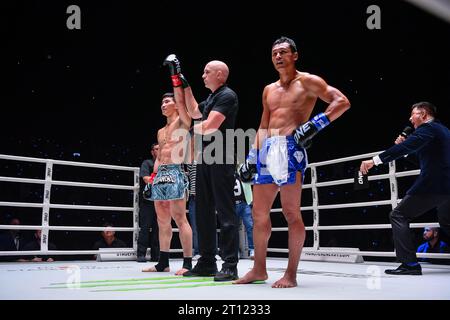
151, 164, 188, 201
254, 135, 308, 186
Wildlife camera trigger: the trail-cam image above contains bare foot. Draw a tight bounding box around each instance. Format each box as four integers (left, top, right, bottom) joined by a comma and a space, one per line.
175, 268, 190, 275
233, 269, 268, 284
142, 266, 170, 272
272, 275, 297, 288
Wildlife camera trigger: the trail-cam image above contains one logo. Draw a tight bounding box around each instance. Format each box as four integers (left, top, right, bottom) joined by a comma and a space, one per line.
357, 171, 364, 185
170, 56, 181, 73
294, 124, 311, 144
354, 169, 369, 190
295, 124, 311, 137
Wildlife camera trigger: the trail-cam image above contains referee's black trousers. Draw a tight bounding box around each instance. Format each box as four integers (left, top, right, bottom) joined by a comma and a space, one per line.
195, 163, 239, 269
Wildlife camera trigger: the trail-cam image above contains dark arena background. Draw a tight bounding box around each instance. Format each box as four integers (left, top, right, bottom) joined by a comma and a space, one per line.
2, 0, 450, 309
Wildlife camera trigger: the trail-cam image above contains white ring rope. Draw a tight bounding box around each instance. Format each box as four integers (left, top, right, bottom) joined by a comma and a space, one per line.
0, 154, 137, 171
0, 202, 134, 211
1, 153, 448, 259
0, 176, 137, 190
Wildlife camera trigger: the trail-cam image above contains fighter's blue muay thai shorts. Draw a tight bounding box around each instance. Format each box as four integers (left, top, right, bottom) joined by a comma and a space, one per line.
254, 135, 308, 186
151, 164, 188, 201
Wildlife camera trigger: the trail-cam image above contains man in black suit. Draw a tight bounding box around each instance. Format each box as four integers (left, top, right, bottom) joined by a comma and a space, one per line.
360, 102, 450, 275
137, 143, 160, 262
0, 217, 27, 262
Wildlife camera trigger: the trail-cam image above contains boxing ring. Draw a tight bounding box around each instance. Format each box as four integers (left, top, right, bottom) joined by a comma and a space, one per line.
1, 153, 449, 300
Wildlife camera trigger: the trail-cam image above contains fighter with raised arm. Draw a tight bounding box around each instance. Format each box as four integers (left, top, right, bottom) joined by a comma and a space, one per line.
142, 55, 193, 275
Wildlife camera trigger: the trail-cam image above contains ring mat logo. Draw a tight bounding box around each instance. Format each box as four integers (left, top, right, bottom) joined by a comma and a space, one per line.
42, 276, 265, 292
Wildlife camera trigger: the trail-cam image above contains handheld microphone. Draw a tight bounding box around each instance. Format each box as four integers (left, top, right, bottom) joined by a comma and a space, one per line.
401, 126, 413, 138
400, 126, 413, 158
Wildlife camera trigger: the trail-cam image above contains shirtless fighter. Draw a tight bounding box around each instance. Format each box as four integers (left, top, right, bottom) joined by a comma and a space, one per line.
235, 36, 350, 288
142, 60, 193, 274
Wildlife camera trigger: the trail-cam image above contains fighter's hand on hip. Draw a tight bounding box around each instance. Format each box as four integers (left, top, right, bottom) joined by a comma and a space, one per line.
293, 113, 330, 148
360, 160, 374, 175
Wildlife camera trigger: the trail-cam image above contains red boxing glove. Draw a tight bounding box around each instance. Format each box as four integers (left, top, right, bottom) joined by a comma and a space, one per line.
171, 75, 182, 87
149, 172, 157, 184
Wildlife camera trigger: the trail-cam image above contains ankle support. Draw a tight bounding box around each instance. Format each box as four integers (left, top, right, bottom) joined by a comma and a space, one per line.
154, 251, 169, 272
183, 257, 192, 270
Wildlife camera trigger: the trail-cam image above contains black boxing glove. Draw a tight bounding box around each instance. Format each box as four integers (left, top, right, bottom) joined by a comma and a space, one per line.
293, 113, 330, 148
238, 149, 257, 182
143, 184, 152, 201
179, 73, 190, 89
163, 54, 182, 87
